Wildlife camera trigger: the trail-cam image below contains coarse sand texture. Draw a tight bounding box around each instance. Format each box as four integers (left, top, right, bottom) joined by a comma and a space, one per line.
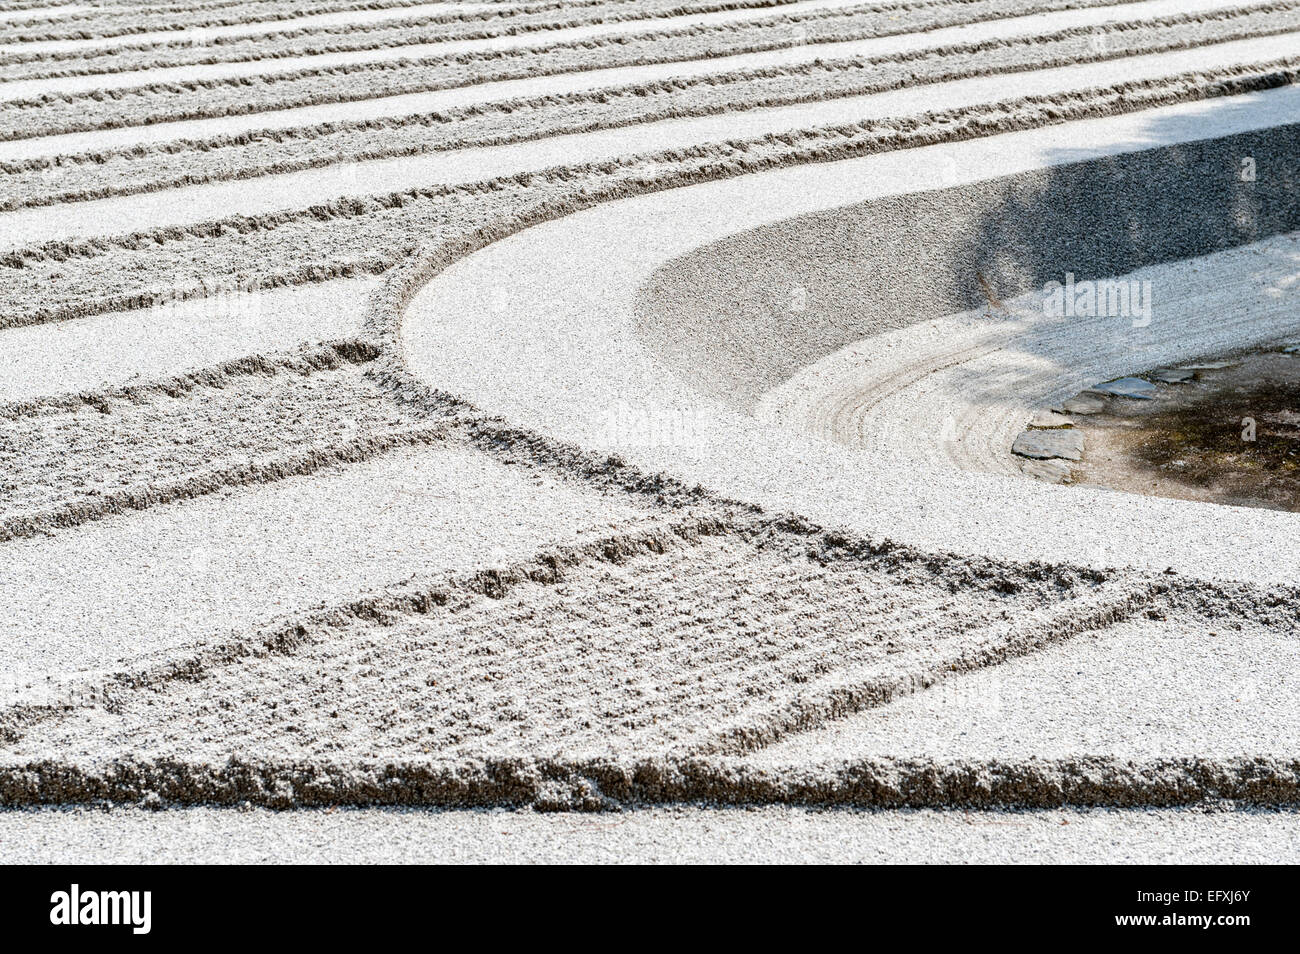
2, 0, 1299, 862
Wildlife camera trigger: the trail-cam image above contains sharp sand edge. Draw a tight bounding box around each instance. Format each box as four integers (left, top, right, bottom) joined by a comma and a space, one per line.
4, 30, 1297, 247
398, 89, 1300, 584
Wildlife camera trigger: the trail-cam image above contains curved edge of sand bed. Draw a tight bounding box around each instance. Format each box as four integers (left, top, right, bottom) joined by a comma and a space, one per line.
380, 89, 1300, 585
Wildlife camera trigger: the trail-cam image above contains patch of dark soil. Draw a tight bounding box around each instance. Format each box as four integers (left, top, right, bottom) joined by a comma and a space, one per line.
1074, 350, 1300, 511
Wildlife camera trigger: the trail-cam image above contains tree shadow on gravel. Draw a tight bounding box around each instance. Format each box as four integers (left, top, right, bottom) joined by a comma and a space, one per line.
636, 92, 1300, 413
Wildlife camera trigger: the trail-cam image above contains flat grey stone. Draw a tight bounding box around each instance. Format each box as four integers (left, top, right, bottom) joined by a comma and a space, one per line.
1151, 368, 1195, 384
1282, 344, 1300, 354
1012, 429, 1084, 461
1177, 360, 1239, 370
1019, 458, 1074, 483
1058, 393, 1106, 415
1029, 409, 1074, 429
1091, 377, 1157, 400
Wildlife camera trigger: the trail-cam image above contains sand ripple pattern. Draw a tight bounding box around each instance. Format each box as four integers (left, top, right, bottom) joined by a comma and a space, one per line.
3, 0, 1299, 812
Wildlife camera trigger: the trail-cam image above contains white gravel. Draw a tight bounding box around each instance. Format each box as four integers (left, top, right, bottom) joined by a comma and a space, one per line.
0, 277, 378, 403
4, 32, 1297, 246
2, 804, 1297, 863
399, 88, 1300, 584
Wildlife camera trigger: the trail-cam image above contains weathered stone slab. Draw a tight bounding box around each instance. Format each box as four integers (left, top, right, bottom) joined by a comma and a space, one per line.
1057, 393, 1106, 415
1012, 429, 1084, 461
1018, 458, 1074, 483
1091, 377, 1157, 400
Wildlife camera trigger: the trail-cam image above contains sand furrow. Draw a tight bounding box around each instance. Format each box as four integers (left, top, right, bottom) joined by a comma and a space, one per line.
0, 440, 660, 692
6, 1, 1294, 211
5, 36, 1299, 251
0, 0, 525, 51
0, 0, 1214, 97
0, 0, 1233, 133
0, 510, 1133, 761
0, 275, 379, 402
4, 0, 1298, 836
0, 0, 1170, 161
4, 756, 1300, 810
4, 62, 1294, 330
0, 0, 861, 69
0, 340, 468, 538
752, 612, 1300, 765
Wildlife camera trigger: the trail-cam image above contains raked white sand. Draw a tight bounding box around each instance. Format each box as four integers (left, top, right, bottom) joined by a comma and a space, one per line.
0, 277, 379, 403
0, 444, 655, 697
0, 0, 1263, 101
3, 804, 1299, 863
399, 88, 1300, 585
3, 32, 1297, 247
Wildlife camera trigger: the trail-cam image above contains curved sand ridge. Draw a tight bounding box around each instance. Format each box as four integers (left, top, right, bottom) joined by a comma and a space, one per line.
397, 89, 1300, 585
